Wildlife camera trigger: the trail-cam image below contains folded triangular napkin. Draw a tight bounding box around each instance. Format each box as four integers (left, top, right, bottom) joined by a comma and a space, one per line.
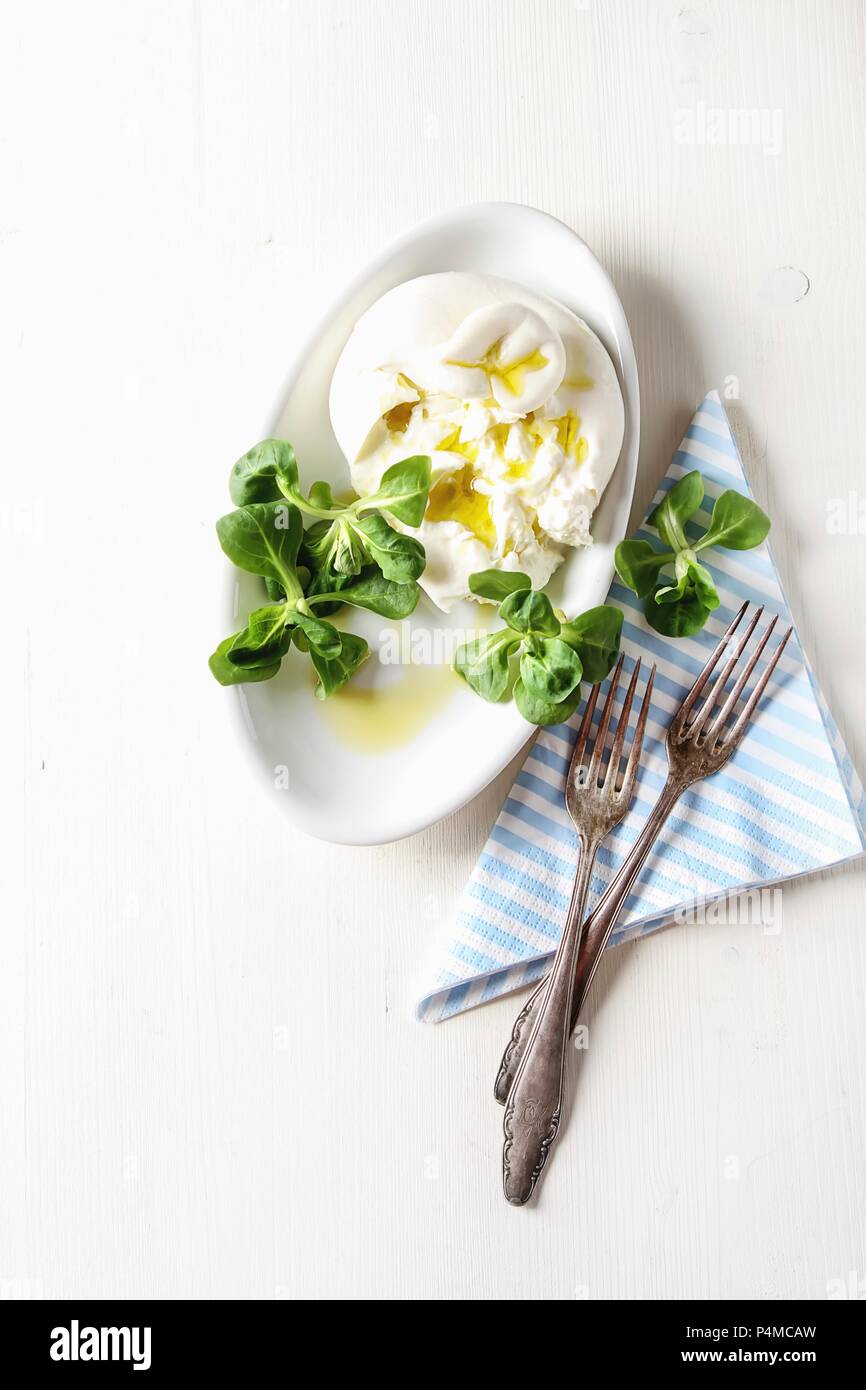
417, 391, 866, 1021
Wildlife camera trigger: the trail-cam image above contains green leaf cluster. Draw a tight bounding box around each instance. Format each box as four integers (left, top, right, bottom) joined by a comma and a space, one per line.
453, 570, 623, 727
614, 471, 769, 638
210, 441, 432, 697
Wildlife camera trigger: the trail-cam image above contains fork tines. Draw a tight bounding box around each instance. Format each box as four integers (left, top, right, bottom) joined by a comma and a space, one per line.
569, 656, 656, 801
674, 601, 793, 749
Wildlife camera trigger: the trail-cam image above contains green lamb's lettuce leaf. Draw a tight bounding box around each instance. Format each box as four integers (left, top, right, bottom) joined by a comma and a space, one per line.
648, 470, 704, 552
291, 612, 343, 658
226, 603, 293, 667
310, 630, 369, 698
272, 445, 339, 517
208, 636, 282, 686
308, 568, 420, 620
558, 605, 623, 684
614, 539, 675, 598
264, 576, 287, 603
499, 588, 561, 638
519, 638, 583, 703
354, 455, 433, 527
654, 549, 695, 604
346, 512, 426, 583
514, 677, 584, 728
453, 586, 622, 726
215, 501, 304, 597
615, 470, 770, 640
308, 480, 336, 511
228, 439, 290, 506
304, 516, 367, 578
645, 587, 710, 638
453, 628, 521, 703
697, 490, 770, 551
687, 557, 720, 610
468, 569, 532, 603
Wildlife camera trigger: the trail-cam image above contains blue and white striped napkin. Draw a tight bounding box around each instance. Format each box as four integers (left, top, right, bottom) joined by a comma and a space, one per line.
417, 391, 866, 1021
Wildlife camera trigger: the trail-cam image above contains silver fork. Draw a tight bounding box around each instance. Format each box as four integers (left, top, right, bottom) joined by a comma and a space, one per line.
502, 656, 655, 1206
495, 601, 794, 1109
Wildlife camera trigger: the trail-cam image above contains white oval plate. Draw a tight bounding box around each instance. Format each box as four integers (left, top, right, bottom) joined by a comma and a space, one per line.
221, 202, 639, 844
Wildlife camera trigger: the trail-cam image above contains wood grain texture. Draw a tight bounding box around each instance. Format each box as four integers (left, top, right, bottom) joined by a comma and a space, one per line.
1, 0, 865, 1299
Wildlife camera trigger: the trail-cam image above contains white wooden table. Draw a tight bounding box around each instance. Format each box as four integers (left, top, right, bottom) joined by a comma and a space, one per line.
2, 0, 865, 1300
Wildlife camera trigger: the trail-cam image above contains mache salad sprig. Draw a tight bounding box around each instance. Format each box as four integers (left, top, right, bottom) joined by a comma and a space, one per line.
614, 470, 769, 637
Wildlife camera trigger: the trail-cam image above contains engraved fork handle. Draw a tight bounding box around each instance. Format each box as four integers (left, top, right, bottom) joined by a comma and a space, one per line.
495, 773, 686, 1105
502, 836, 599, 1206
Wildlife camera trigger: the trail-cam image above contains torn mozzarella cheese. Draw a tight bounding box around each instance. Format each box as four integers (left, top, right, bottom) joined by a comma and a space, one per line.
329, 272, 625, 611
